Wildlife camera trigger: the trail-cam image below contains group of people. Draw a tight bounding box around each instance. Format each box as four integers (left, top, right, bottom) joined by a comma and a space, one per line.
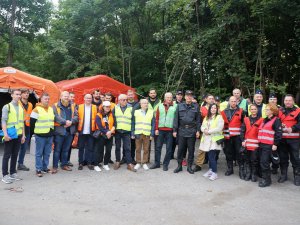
1, 87, 299, 188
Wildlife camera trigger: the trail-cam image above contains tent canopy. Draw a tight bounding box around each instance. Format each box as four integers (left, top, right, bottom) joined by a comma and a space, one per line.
56, 75, 135, 104
0, 67, 60, 104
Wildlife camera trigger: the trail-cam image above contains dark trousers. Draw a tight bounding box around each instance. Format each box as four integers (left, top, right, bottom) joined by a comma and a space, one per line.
53, 133, 73, 168
154, 130, 173, 167
177, 136, 196, 165
171, 136, 178, 158
95, 136, 113, 165
78, 134, 94, 165
208, 150, 217, 173
278, 139, 300, 172
224, 136, 241, 165
259, 144, 272, 172
131, 138, 136, 161
18, 126, 30, 165
60, 134, 74, 162
148, 135, 158, 163
115, 132, 132, 164
245, 149, 259, 168
2, 137, 22, 176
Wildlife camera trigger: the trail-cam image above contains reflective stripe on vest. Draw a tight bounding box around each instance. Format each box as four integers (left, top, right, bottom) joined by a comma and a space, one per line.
6, 103, 24, 135
115, 105, 132, 131
221, 108, 243, 138
158, 103, 177, 128
134, 109, 153, 135
258, 117, 277, 145
244, 117, 263, 150
77, 104, 97, 132
201, 115, 224, 143
34, 106, 54, 134
279, 108, 300, 139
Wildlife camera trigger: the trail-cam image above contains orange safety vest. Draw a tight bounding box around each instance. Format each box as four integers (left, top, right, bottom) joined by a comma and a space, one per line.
200, 106, 208, 119
96, 112, 115, 133
20, 101, 33, 127
258, 117, 277, 145
77, 104, 97, 132
279, 108, 300, 139
221, 108, 243, 139
54, 102, 76, 127
244, 117, 263, 151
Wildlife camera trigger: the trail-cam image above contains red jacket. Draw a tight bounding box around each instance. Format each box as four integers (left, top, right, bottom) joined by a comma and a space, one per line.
258, 117, 277, 145
279, 108, 300, 139
221, 108, 243, 139
244, 117, 263, 150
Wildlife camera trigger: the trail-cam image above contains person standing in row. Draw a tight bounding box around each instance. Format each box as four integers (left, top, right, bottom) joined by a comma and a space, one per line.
173, 90, 201, 174
17, 89, 32, 171
30, 93, 55, 177
77, 94, 97, 170
1, 89, 25, 183
150, 92, 176, 171
132, 99, 155, 170
249, 90, 266, 118
278, 95, 300, 186
257, 104, 282, 187
52, 91, 78, 173
241, 104, 263, 182
233, 88, 248, 115
92, 89, 102, 107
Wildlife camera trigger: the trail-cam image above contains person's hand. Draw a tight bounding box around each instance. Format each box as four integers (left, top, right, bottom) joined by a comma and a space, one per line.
173, 132, 177, 138
106, 131, 112, 139
196, 131, 200, 138
150, 136, 153, 141
66, 120, 72, 127
21, 136, 26, 144
286, 127, 293, 134
204, 130, 210, 135
242, 141, 246, 147
272, 145, 277, 151
155, 130, 159, 136
4, 134, 11, 142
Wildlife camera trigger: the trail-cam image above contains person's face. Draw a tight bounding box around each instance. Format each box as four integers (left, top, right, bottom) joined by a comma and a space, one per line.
119, 97, 128, 107
61, 92, 70, 102
229, 97, 237, 108
11, 91, 21, 102
127, 92, 134, 101
69, 94, 75, 102
233, 90, 241, 99
41, 96, 50, 106
103, 106, 111, 113
254, 94, 263, 104
93, 91, 100, 100
265, 106, 273, 117
105, 95, 112, 102
21, 91, 29, 100
250, 106, 258, 116
210, 105, 217, 115
206, 96, 215, 104
165, 94, 173, 104
185, 94, 193, 103
100, 95, 105, 102
84, 94, 92, 104
284, 96, 294, 108
140, 101, 148, 110
149, 90, 157, 99
268, 97, 277, 104
176, 94, 183, 102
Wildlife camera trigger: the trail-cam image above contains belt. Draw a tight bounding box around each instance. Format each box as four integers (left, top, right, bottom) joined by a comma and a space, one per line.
181, 125, 196, 129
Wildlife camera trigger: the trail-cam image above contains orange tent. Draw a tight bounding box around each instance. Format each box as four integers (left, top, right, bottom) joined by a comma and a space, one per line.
0, 67, 60, 104
56, 75, 135, 104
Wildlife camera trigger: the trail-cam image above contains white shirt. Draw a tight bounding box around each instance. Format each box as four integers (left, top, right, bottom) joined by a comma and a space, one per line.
83, 105, 91, 134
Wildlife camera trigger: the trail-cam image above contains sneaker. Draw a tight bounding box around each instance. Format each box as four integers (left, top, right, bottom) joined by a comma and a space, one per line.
42, 169, 51, 174
209, 172, 218, 181
182, 159, 187, 166
203, 169, 213, 178
94, 166, 102, 172
87, 164, 94, 170
67, 162, 74, 167
103, 165, 110, 171
143, 164, 149, 170
78, 164, 83, 170
9, 173, 22, 181
2, 175, 13, 184
134, 163, 141, 170
36, 170, 43, 177
17, 164, 30, 171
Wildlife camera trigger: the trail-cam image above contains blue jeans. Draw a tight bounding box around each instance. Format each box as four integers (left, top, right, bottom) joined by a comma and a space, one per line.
18, 126, 30, 165
208, 150, 217, 173
115, 132, 132, 164
35, 135, 53, 171
155, 130, 173, 167
53, 133, 73, 168
78, 134, 94, 165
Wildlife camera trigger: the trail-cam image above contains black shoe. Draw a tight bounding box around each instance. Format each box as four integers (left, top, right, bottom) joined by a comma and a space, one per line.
132, 160, 137, 165
42, 169, 51, 174
174, 165, 183, 173
67, 162, 74, 167
163, 165, 168, 171
150, 164, 160, 169
193, 165, 202, 172
87, 164, 94, 170
225, 168, 234, 176
18, 164, 30, 171
108, 159, 114, 164
187, 165, 194, 174
294, 175, 300, 186
120, 158, 126, 165
271, 168, 278, 174
278, 167, 288, 183
78, 164, 83, 170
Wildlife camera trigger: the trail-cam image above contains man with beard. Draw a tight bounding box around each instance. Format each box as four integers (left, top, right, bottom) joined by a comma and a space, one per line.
92, 89, 102, 107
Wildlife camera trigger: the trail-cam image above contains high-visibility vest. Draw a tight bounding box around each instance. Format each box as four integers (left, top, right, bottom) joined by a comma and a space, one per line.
77, 104, 97, 132
258, 117, 277, 145
248, 103, 267, 118
114, 105, 132, 131
148, 99, 161, 117
244, 117, 263, 150
6, 103, 24, 135
20, 101, 33, 127
158, 103, 177, 128
200, 106, 208, 119
201, 115, 224, 143
219, 101, 228, 112
279, 108, 300, 139
134, 109, 154, 135
96, 112, 115, 133
53, 102, 75, 127
221, 108, 243, 139
34, 106, 54, 134
238, 98, 248, 112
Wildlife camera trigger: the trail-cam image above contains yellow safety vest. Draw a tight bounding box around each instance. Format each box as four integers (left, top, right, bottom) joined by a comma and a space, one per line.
34, 106, 55, 134
201, 115, 224, 143
148, 100, 161, 117
219, 101, 228, 112
134, 109, 154, 136
115, 105, 132, 131
6, 103, 24, 135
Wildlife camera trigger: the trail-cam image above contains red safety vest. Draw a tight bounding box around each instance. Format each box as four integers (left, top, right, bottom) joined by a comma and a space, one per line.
279, 108, 300, 139
258, 117, 277, 145
244, 117, 263, 150
77, 104, 97, 132
221, 108, 243, 139
200, 106, 208, 119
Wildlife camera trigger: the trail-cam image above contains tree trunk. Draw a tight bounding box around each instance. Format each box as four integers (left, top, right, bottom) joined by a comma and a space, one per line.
6, 0, 16, 66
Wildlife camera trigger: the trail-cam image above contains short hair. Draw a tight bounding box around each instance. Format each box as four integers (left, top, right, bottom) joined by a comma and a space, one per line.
206, 94, 214, 99
284, 94, 294, 101
249, 104, 258, 110
164, 92, 173, 99
105, 92, 112, 97
93, 89, 100, 94
127, 89, 134, 94
149, 88, 156, 93
232, 88, 241, 93
11, 89, 21, 94
60, 91, 69, 97
140, 98, 148, 104
40, 93, 49, 98
118, 94, 127, 100
20, 88, 30, 94
69, 92, 75, 95
266, 103, 279, 116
